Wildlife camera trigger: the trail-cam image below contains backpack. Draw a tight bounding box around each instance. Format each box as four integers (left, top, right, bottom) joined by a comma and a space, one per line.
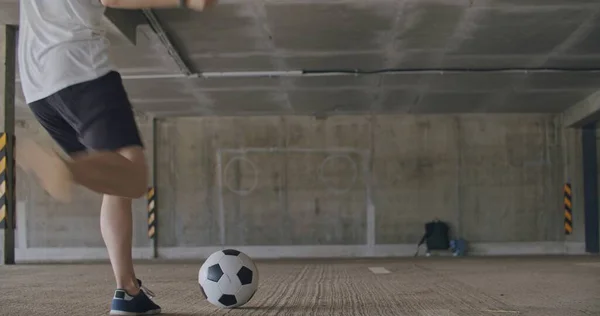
425, 220, 450, 250
415, 219, 451, 256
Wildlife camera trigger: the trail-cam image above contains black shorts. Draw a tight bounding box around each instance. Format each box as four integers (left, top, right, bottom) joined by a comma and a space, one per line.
29, 71, 144, 156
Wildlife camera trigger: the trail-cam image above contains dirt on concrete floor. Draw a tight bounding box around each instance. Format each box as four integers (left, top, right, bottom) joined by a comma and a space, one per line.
0, 256, 598, 316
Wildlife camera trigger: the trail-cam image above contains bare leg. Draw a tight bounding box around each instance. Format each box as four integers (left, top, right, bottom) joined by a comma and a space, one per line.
99, 145, 147, 295
18, 69, 161, 314
101, 194, 139, 294
16, 139, 147, 201
68, 149, 148, 198
17, 141, 146, 295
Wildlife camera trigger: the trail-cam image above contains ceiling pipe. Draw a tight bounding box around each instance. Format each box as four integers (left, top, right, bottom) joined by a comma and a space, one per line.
120, 71, 303, 80
15, 67, 600, 83
116, 67, 600, 80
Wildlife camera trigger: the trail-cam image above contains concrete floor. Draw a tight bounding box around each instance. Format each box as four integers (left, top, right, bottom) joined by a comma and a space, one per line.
0, 256, 598, 316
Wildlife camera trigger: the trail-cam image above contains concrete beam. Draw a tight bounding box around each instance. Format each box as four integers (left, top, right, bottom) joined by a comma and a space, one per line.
563, 91, 600, 128
141, 9, 193, 75
104, 8, 147, 45
0, 24, 17, 265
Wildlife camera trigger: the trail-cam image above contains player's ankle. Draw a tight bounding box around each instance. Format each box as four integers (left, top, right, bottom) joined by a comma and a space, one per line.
118, 279, 140, 295
124, 286, 140, 296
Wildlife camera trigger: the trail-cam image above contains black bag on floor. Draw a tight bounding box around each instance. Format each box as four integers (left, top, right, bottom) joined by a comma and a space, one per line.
415, 219, 450, 255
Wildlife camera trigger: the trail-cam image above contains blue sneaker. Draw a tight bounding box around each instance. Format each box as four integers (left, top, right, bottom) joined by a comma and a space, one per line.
109, 279, 161, 315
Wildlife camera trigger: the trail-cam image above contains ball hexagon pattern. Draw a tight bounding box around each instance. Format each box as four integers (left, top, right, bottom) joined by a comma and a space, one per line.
198, 249, 259, 309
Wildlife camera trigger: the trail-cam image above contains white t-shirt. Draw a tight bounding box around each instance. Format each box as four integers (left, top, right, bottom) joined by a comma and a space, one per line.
18, 0, 115, 104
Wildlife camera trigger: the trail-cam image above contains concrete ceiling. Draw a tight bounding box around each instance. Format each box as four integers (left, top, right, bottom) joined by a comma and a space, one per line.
2, 0, 600, 118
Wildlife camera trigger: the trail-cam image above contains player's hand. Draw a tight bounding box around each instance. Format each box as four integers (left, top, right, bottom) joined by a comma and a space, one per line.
187, 0, 218, 11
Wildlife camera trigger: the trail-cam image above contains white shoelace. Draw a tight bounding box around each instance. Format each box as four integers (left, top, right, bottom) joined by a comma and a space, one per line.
139, 284, 156, 299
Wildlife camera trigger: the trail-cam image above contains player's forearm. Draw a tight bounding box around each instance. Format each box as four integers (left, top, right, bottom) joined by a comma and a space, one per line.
100, 0, 186, 9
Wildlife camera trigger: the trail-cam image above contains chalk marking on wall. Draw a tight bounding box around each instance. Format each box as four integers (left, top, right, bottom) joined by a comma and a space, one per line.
223, 156, 258, 196
317, 154, 358, 195
216, 147, 372, 248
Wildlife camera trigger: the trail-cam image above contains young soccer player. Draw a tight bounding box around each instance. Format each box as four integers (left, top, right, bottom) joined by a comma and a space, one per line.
17, 1, 216, 314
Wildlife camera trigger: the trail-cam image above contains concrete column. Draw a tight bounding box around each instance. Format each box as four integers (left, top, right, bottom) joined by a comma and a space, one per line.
0, 25, 17, 265
582, 123, 599, 253
151, 117, 158, 259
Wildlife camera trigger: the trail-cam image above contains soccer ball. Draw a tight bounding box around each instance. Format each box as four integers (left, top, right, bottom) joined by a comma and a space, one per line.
198, 249, 259, 308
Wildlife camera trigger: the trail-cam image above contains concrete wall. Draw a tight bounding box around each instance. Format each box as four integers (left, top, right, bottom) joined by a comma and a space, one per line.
157, 114, 569, 248
9, 113, 586, 260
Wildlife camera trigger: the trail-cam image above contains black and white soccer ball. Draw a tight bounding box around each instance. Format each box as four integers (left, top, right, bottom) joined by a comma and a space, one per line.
198, 249, 259, 308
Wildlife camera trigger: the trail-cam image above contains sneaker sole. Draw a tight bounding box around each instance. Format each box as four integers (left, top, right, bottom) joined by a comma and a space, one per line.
109, 309, 161, 316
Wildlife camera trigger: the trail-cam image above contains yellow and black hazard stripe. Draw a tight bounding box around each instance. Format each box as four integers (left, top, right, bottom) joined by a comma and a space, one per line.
564, 182, 572, 235
147, 187, 156, 239
0, 133, 6, 228
0, 133, 15, 229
